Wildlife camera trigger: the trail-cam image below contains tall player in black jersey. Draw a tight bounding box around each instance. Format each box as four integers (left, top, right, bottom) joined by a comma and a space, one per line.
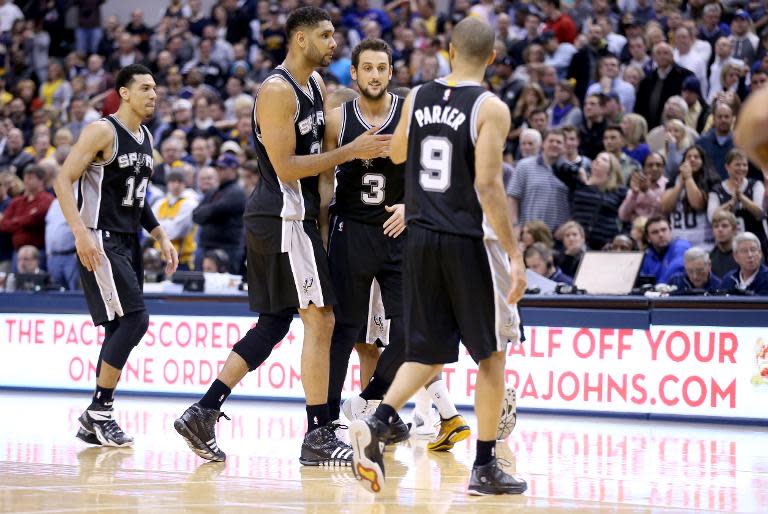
54, 64, 179, 447
350, 18, 528, 495
323, 38, 470, 451
174, 7, 389, 465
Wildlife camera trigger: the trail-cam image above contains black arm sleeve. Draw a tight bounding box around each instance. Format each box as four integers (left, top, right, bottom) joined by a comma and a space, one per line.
141, 201, 160, 234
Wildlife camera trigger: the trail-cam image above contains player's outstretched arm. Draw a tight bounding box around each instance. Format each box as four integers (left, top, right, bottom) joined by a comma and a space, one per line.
389, 89, 416, 165
257, 80, 390, 182
474, 96, 526, 303
734, 85, 768, 170
53, 121, 113, 272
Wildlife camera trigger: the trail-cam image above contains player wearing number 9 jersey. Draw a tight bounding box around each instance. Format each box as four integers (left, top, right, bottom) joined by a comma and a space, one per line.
349, 17, 527, 496
54, 64, 178, 447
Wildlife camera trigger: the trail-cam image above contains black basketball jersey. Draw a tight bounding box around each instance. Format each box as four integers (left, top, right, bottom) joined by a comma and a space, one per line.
246, 66, 325, 221
78, 114, 154, 233
405, 79, 495, 238
330, 93, 405, 224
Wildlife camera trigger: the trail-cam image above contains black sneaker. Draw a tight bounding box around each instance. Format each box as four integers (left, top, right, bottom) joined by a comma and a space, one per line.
467, 458, 527, 495
349, 416, 389, 493
300, 424, 353, 467
384, 416, 410, 445
76, 427, 101, 445
174, 403, 229, 462
78, 406, 133, 447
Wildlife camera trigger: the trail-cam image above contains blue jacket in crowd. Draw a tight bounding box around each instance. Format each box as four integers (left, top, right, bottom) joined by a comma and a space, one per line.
640, 239, 692, 284
720, 265, 768, 295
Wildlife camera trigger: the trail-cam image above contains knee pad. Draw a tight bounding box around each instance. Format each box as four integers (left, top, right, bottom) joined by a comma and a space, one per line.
100, 310, 150, 370
232, 312, 293, 371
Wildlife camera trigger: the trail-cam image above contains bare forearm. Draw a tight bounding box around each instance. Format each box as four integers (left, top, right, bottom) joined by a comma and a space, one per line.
277, 146, 353, 182
507, 196, 519, 227
150, 224, 170, 243
479, 183, 521, 258
740, 195, 764, 219
685, 181, 706, 210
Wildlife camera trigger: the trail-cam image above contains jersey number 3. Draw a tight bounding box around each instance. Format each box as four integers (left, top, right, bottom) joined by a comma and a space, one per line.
419, 136, 452, 192
122, 176, 149, 208
362, 173, 386, 205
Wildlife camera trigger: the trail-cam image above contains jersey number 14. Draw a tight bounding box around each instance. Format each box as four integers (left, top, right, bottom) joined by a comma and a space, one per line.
122, 176, 149, 208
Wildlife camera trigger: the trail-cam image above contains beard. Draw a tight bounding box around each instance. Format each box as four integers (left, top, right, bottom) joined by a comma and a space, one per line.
308, 41, 330, 67
358, 83, 388, 100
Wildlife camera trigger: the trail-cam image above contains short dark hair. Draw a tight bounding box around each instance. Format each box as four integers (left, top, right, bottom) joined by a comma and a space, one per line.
114, 64, 154, 93
528, 108, 547, 119
204, 249, 230, 273
23, 165, 46, 181
604, 124, 625, 137
450, 17, 495, 61
644, 215, 669, 240
286, 6, 332, 41
541, 0, 561, 8
351, 38, 392, 68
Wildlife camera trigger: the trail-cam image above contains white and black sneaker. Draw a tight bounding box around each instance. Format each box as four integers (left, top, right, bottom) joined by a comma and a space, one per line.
78, 406, 134, 447
174, 403, 229, 462
300, 424, 353, 467
467, 458, 527, 495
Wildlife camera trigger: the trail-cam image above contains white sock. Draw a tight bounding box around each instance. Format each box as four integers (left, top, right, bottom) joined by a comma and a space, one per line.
426, 380, 458, 419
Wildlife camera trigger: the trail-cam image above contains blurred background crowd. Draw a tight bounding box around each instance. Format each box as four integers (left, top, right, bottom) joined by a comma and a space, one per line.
0, 0, 766, 295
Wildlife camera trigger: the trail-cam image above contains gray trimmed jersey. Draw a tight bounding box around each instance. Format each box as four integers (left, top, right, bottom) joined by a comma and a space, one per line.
329, 93, 405, 225
245, 66, 325, 222
77, 114, 154, 233
404, 79, 495, 239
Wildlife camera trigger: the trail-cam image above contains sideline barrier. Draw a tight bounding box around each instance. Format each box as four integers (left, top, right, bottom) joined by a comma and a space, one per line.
1, 293, 766, 424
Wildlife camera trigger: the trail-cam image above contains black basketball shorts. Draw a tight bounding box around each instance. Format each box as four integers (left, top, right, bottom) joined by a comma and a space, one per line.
327, 215, 403, 339
79, 230, 145, 326
246, 217, 336, 314
404, 225, 521, 365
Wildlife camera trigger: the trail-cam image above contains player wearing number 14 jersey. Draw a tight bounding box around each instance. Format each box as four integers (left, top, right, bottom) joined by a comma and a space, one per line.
54, 64, 178, 447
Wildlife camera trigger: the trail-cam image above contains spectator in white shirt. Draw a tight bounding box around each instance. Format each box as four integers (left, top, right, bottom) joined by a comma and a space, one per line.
674, 27, 709, 92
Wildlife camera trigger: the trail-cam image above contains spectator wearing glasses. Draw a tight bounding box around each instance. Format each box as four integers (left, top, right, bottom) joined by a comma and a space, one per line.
667, 247, 722, 293
720, 232, 768, 294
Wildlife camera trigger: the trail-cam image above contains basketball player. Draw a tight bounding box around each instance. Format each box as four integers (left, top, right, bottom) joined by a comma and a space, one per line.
174, 7, 390, 465
349, 17, 528, 495
54, 64, 179, 447
323, 38, 470, 451
734, 85, 768, 169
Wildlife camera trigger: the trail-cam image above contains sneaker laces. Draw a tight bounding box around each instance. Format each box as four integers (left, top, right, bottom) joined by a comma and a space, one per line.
101, 419, 126, 439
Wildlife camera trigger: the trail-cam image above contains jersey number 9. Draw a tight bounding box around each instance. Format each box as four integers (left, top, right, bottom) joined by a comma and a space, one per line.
419, 136, 452, 192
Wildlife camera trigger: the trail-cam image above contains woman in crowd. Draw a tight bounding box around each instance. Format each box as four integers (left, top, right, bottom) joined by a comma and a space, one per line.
547, 80, 582, 129
621, 113, 650, 166
555, 220, 587, 278
708, 149, 768, 257
559, 152, 628, 250
661, 145, 720, 248
619, 152, 668, 223
39, 60, 72, 113
508, 83, 548, 153
661, 118, 694, 178
520, 220, 554, 251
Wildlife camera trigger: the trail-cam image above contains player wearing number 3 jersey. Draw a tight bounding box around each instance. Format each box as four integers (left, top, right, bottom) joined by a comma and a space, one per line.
54, 64, 179, 447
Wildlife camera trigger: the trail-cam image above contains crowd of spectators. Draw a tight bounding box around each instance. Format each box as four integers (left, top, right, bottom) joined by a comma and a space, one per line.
0, 0, 766, 295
